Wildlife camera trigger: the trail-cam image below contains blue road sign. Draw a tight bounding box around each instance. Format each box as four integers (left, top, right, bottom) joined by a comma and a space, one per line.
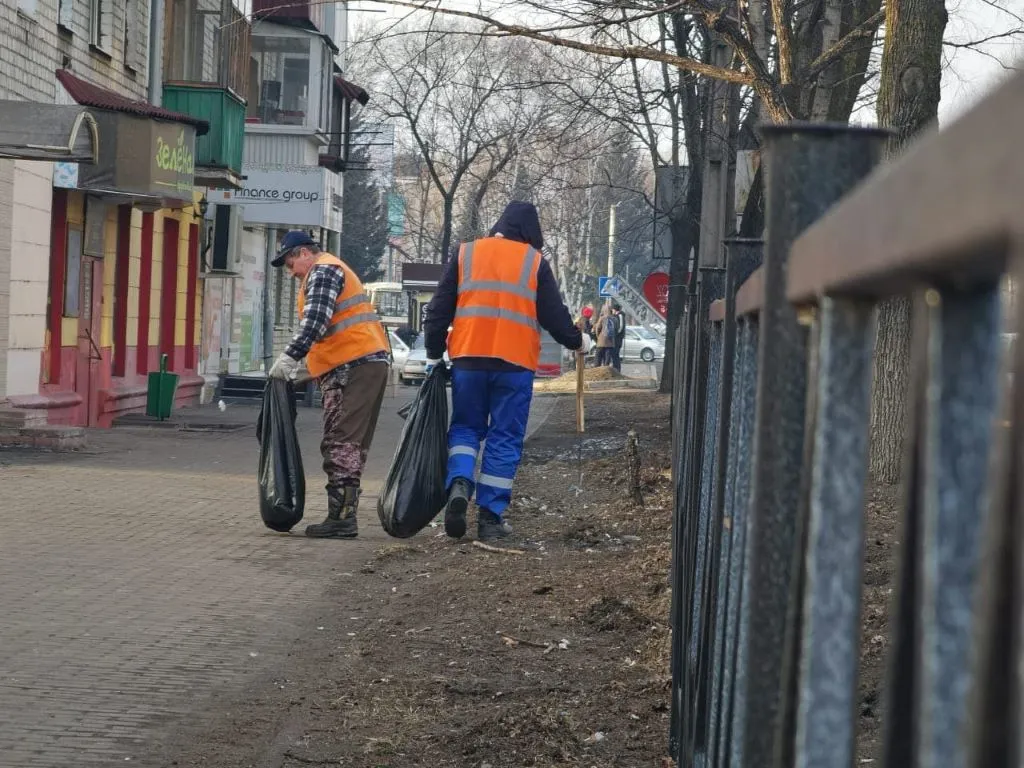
598, 276, 620, 297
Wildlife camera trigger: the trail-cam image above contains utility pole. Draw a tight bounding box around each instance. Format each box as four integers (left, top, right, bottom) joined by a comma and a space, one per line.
607, 202, 618, 278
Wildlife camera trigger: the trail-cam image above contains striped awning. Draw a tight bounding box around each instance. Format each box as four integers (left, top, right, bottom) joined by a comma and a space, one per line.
0, 101, 99, 162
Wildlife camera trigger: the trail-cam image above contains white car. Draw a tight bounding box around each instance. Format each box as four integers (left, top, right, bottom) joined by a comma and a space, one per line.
623, 326, 665, 362
400, 333, 451, 385
388, 331, 410, 371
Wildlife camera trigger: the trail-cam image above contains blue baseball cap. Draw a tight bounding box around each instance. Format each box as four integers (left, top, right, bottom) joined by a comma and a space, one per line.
272, 230, 317, 267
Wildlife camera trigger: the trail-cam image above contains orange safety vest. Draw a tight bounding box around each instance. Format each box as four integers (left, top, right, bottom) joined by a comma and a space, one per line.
297, 254, 388, 377
448, 237, 542, 371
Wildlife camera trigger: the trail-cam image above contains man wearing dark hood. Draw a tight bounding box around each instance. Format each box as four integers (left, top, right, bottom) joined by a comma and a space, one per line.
423, 201, 592, 540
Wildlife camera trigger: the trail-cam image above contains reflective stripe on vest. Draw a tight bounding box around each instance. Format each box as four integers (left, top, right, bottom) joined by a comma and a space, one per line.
454, 305, 539, 333
322, 310, 383, 339
298, 254, 388, 377
458, 241, 539, 303
454, 241, 540, 331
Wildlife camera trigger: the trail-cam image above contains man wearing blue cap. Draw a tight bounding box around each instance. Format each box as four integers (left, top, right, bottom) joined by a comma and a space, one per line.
269, 230, 391, 539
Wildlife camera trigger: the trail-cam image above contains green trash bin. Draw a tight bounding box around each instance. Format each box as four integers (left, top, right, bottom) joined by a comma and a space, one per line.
146, 354, 179, 420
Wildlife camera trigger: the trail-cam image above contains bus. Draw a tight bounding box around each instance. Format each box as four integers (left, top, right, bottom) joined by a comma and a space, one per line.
364, 282, 407, 328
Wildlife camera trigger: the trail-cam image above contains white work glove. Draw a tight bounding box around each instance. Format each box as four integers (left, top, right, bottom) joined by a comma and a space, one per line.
268, 352, 300, 380
424, 358, 443, 376
577, 335, 593, 355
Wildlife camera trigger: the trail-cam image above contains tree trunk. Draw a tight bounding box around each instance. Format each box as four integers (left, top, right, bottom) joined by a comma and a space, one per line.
660, 168, 702, 394
440, 195, 455, 264
869, 0, 947, 484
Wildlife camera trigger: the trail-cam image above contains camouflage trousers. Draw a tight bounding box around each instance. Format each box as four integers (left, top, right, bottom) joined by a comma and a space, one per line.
318, 361, 389, 492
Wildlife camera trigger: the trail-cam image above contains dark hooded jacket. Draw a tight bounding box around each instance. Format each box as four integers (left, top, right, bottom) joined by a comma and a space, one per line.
423, 201, 583, 370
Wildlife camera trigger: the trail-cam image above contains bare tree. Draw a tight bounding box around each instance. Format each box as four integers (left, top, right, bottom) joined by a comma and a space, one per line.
869, 0, 949, 484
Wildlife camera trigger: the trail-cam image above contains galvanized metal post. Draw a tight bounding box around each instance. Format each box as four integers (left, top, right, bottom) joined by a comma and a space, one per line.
916, 282, 1002, 768
793, 297, 877, 768
672, 267, 725, 762
741, 124, 889, 766
691, 311, 724, 766
729, 316, 760, 768
707, 239, 763, 766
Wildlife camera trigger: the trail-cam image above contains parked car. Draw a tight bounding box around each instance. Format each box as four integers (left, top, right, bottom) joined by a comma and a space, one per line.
400, 333, 451, 385
388, 330, 410, 371
623, 325, 665, 362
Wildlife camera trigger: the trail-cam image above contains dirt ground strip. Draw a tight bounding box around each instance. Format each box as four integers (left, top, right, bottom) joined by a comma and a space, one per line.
156, 392, 676, 768
152, 390, 898, 768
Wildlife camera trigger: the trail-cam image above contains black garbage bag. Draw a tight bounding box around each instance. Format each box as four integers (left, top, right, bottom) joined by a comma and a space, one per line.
378, 365, 449, 538
255, 378, 306, 532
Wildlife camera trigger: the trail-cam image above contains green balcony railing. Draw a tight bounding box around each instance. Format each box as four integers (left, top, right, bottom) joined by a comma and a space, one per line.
162, 84, 246, 176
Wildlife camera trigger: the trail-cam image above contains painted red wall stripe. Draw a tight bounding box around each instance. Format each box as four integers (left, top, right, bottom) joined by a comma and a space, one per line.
112, 205, 131, 377
185, 223, 199, 370
46, 189, 69, 384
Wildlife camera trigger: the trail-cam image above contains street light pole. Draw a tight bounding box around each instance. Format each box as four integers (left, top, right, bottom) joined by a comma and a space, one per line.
607, 202, 617, 279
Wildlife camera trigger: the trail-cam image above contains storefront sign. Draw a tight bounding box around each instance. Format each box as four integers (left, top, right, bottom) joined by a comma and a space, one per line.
77, 113, 196, 202
209, 166, 327, 227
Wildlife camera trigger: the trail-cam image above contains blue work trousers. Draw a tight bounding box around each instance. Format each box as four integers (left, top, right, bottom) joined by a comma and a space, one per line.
446, 368, 534, 516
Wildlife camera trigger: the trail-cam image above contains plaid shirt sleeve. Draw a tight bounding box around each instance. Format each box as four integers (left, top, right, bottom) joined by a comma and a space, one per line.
285, 264, 345, 360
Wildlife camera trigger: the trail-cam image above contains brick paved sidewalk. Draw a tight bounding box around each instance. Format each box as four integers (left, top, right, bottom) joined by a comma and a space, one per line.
0, 387, 555, 767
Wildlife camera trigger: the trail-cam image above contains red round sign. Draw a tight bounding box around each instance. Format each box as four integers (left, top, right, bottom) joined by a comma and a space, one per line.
643, 272, 670, 318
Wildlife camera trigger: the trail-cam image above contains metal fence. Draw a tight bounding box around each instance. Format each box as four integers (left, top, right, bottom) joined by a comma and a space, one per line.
668, 68, 1024, 768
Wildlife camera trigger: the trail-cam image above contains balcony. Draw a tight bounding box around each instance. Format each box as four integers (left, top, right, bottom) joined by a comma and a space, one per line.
162, 84, 246, 187
162, 0, 251, 187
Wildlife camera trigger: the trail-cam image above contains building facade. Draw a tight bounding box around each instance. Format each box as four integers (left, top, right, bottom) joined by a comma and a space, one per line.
0, 0, 251, 428
205, 0, 367, 385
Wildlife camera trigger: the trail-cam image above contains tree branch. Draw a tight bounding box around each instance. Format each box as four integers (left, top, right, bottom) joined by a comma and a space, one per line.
356, 0, 755, 86
804, 8, 885, 82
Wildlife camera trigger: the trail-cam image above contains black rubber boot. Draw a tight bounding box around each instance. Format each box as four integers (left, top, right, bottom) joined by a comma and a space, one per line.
477, 508, 513, 541
305, 486, 359, 539
444, 478, 472, 539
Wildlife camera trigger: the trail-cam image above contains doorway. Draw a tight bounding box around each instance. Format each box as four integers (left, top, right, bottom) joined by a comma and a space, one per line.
75, 254, 103, 425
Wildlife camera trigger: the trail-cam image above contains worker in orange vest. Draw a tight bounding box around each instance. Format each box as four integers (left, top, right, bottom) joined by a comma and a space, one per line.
268, 230, 390, 539
423, 201, 592, 541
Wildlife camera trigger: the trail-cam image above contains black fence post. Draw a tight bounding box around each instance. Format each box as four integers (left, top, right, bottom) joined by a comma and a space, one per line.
739, 124, 889, 768
706, 239, 763, 768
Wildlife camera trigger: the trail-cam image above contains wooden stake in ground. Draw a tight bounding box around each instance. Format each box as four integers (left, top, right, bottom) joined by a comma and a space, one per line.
576, 351, 585, 433
626, 429, 644, 506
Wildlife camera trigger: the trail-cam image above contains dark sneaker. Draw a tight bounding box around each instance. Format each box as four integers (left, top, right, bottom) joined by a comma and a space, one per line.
445, 478, 471, 539
306, 486, 359, 539
477, 508, 513, 541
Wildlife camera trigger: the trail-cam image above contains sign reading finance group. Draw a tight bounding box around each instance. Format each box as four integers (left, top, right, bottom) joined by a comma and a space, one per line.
209, 166, 326, 226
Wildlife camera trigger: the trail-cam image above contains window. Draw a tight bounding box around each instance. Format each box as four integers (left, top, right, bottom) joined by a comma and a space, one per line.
122, 0, 145, 71
248, 35, 312, 125
318, 46, 331, 131
288, 276, 296, 326
273, 267, 284, 325
58, 0, 73, 29
89, 0, 113, 52
64, 229, 83, 317
165, 0, 226, 83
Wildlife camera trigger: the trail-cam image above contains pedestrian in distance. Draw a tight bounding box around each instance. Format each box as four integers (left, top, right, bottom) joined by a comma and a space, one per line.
610, 301, 626, 372
268, 230, 390, 539
596, 303, 615, 367
422, 200, 593, 541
